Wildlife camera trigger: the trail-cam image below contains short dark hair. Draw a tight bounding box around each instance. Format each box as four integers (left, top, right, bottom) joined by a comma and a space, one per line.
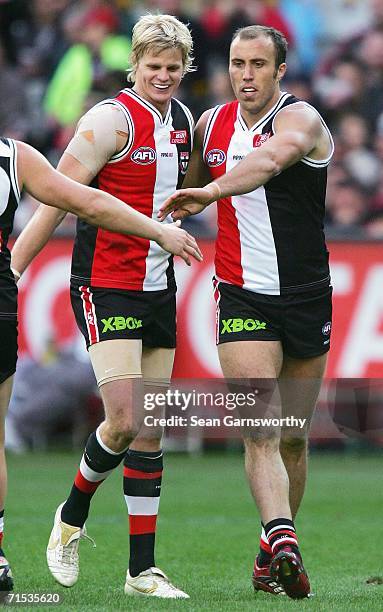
232, 25, 288, 69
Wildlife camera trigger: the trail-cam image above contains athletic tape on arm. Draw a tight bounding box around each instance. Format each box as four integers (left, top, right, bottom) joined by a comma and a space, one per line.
65, 104, 130, 175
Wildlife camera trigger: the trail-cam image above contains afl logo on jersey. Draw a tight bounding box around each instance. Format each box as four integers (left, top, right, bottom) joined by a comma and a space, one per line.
206, 149, 226, 167
131, 147, 156, 165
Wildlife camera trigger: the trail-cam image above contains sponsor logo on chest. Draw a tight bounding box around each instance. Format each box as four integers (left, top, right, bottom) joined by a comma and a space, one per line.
253, 132, 272, 148
170, 130, 188, 144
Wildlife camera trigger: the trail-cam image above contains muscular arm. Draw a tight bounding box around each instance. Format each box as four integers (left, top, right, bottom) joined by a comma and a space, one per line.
211, 104, 325, 198
11, 104, 129, 275
159, 104, 329, 219
12, 141, 202, 273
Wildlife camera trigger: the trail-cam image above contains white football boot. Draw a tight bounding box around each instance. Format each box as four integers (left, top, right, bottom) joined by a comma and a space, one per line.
124, 567, 189, 598
46, 502, 95, 587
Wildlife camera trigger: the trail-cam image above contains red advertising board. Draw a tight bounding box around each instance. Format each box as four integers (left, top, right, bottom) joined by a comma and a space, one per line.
16, 240, 383, 378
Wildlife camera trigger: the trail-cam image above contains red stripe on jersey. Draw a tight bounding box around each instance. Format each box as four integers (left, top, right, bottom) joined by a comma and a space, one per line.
123, 467, 163, 479
74, 470, 102, 494
205, 103, 244, 287
79, 286, 98, 345
129, 514, 157, 535
90, 94, 156, 290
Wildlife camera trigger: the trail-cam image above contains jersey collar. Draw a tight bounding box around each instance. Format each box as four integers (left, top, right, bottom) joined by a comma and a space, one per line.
123, 88, 172, 125
237, 92, 291, 133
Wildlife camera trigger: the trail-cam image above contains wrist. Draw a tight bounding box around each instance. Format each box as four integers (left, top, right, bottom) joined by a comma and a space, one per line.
152, 222, 164, 246
205, 181, 221, 202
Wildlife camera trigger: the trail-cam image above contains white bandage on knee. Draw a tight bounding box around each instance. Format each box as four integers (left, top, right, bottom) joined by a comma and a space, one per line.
65, 103, 130, 176
89, 340, 142, 387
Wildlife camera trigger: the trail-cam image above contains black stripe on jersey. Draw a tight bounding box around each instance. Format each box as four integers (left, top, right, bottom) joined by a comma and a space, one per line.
70, 176, 99, 285
0, 138, 20, 285
261, 95, 331, 293
165, 255, 175, 288
170, 98, 194, 189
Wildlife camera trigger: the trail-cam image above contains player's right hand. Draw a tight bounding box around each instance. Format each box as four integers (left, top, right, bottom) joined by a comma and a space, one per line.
157, 187, 215, 221
157, 221, 203, 266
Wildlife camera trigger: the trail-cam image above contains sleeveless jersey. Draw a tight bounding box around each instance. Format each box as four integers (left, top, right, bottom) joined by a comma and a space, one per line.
203, 93, 334, 295
0, 138, 20, 297
71, 89, 194, 291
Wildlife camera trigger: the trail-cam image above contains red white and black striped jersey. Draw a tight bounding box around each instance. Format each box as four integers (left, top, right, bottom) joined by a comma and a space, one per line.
71, 89, 194, 291
0, 138, 20, 291
204, 93, 334, 295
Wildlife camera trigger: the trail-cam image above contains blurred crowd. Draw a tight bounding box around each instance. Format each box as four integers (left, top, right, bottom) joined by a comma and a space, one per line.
1, 0, 383, 238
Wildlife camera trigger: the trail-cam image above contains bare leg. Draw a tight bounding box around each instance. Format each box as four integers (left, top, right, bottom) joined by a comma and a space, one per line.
279, 354, 327, 518
218, 341, 289, 523
0, 377, 13, 511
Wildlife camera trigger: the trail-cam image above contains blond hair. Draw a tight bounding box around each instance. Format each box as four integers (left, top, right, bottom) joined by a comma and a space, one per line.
127, 14, 195, 82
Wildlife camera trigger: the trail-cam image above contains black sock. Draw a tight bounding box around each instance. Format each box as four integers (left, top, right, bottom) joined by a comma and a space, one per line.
61, 429, 126, 527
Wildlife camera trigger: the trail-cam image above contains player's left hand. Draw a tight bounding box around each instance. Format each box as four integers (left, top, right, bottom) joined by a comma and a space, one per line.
157, 187, 216, 222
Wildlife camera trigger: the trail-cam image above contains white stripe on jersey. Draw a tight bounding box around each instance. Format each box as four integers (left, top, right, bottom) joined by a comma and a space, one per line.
124, 495, 160, 515
0, 167, 11, 216
8, 139, 21, 201
142, 117, 179, 290
227, 121, 280, 294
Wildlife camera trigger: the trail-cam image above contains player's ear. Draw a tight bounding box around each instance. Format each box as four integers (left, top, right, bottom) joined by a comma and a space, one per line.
276, 62, 286, 82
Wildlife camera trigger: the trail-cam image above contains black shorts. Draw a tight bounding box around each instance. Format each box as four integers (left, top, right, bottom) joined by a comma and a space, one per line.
214, 280, 332, 359
71, 283, 176, 349
0, 284, 18, 383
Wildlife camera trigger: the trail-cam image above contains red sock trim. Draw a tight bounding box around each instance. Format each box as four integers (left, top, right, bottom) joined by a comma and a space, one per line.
74, 470, 103, 494
129, 515, 157, 535
260, 538, 272, 554
123, 467, 163, 479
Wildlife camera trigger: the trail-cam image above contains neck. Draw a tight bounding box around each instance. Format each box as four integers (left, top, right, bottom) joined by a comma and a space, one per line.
132, 85, 169, 118
240, 88, 281, 129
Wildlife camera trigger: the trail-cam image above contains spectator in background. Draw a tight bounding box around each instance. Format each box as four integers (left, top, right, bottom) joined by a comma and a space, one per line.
44, 4, 130, 128
0, 43, 29, 141
280, 0, 323, 75
1, 0, 71, 80
336, 113, 381, 191
318, 0, 371, 44
326, 179, 367, 234
6, 339, 96, 453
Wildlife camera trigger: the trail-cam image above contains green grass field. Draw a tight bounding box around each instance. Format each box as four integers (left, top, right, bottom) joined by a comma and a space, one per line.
4, 451, 383, 611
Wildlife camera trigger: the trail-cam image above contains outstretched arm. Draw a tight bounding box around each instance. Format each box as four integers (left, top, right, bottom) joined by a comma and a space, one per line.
12, 142, 202, 274
159, 104, 326, 220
